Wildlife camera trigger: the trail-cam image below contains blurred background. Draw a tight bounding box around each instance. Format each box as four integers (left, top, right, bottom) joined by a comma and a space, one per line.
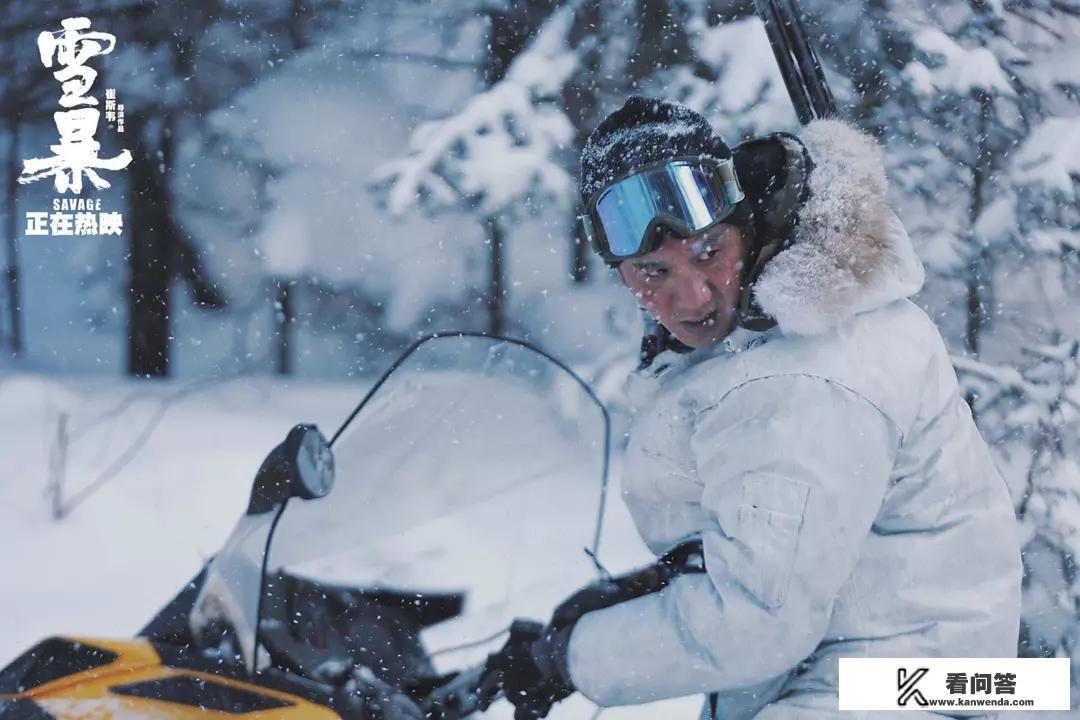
0, 0, 1078, 707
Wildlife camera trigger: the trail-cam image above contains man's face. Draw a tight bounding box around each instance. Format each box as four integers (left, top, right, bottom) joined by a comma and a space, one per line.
617, 223, 745, 349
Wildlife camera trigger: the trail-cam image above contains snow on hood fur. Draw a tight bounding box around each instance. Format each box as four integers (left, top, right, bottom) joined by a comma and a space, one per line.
752, 119, 925, 336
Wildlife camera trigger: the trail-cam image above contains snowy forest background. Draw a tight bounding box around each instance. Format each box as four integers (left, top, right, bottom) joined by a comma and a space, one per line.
1, 0, 1079, 707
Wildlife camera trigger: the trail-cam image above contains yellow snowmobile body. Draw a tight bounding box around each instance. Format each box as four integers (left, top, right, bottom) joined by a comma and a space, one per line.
0, 636, 338, 718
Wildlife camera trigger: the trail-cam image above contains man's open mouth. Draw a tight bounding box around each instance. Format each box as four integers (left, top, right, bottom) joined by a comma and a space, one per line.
681, 309, 719, 330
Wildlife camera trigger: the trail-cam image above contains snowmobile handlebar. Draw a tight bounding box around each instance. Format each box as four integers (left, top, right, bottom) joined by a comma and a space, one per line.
443, 559, 705, 716
421, 620, 546, 719
422, 543, 710, 717
419, 662, 500, 719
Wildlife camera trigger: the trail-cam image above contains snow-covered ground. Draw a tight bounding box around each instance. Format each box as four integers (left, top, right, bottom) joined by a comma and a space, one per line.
0, 373, 357, 661
0, 368, 699, 717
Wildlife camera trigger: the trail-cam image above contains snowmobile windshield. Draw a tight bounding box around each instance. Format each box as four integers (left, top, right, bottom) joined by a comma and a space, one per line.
260, 335, 610, 675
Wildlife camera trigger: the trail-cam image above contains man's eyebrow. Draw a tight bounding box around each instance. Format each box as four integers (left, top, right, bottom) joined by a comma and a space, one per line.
689, 237, 720, 254
631, 260, 665, 270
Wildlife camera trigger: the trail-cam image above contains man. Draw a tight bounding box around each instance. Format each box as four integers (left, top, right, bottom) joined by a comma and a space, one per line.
494, 96, 1022, 719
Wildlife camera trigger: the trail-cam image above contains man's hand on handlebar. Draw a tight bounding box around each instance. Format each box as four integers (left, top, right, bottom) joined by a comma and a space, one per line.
425, 619, 574, 720
333, 664, 425, 720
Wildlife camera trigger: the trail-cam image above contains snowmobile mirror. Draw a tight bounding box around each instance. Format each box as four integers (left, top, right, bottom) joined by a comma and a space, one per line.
289, 424, 335, 500
246, 424, 335, 515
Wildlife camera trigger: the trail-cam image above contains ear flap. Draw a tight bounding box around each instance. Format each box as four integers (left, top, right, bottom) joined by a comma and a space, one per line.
732, 132, 813, 244
732, 132, 813, 330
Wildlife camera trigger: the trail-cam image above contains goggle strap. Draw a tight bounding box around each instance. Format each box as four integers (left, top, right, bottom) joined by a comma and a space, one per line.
715, 159, 745, 205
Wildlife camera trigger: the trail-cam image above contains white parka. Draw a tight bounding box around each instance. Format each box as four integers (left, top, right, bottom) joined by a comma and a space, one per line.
565, 120, 1023, 719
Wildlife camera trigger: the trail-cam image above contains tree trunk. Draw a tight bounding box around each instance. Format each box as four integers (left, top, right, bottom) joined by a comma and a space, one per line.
4, 120, 21, 355
571, 218, 591, 283
483, 1, 559, 85
126, 35, 226, 376
964, 90, 993, 360
631, 0, 693, 83
486, 215, 504, 337
126, 124, 176, 377
274, 277, 294, 375
564, 0, 603, 284
478, 3, 556, 333
963, 90, 993, 416
965, 251, 990, 357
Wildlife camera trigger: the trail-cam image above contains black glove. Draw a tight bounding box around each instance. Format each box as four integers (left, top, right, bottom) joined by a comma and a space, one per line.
497, 542, 706, 719
486, 620, 574, 720
331, 664, 424, 720
550, 540, 706, 631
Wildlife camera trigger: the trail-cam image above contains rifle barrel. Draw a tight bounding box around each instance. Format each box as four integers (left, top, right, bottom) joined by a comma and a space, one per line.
752, 0, 837, 123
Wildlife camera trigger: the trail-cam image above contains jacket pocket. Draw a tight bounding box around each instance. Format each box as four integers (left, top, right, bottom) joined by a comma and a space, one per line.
728, 472, 810, 609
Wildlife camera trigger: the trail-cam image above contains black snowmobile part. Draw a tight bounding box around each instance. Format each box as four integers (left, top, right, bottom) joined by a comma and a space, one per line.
139, 564, 465, 689
753, 0, 837, 123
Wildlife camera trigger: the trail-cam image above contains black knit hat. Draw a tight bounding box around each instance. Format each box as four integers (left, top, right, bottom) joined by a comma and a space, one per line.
579, 95, 733, 206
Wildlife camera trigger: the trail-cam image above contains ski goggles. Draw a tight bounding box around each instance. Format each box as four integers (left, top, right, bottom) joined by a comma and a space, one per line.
580, 156, 746, 262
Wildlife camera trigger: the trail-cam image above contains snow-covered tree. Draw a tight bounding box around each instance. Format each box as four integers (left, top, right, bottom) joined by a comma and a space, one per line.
883, 0, 1080, 673
957, 340, 1080, 668
886, 0, 1078, 354
370, 4, 578, 335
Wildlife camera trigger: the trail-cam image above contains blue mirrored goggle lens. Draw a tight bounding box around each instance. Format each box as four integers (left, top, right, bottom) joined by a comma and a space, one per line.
594, 162, 728, 258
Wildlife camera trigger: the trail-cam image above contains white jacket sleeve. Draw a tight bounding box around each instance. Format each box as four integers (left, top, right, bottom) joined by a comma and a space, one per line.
566, 374, 901, 706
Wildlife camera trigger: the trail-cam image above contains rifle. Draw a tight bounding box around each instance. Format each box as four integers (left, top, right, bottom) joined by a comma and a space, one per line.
752, 0, 837, 123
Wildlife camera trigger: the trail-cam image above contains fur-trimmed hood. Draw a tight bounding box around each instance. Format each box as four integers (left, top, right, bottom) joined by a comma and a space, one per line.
749, 119, 925, 336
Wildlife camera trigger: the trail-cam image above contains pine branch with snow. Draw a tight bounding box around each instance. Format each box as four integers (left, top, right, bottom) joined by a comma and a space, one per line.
370, 6, 579, 219
956, 339, 1080, 663
660, 14, 799, 137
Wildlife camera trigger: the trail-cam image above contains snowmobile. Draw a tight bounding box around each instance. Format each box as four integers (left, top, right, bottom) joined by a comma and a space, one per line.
0, 334, 614, 719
